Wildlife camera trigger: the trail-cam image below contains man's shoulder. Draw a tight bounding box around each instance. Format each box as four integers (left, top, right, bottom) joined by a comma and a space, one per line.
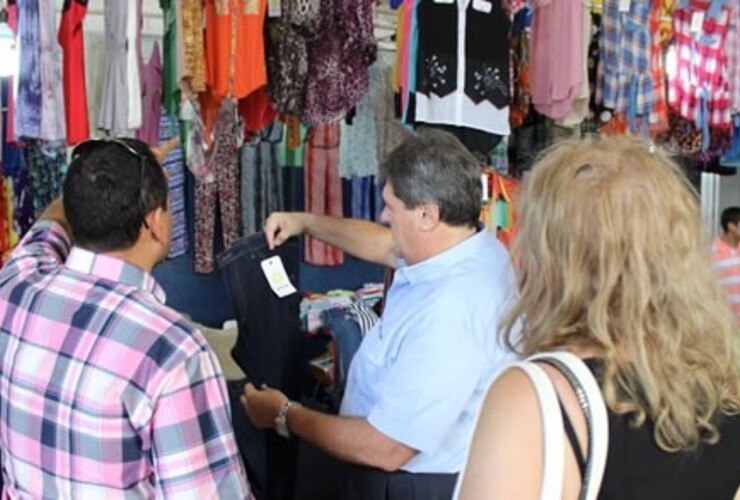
95, 292, 211, 375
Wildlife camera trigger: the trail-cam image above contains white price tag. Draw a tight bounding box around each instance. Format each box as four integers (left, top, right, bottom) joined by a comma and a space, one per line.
260, 256, 297, 298
618, 0, 630, 13
472, 0, 493, 12
690, 11, 704, 33
268, 0, 281, 17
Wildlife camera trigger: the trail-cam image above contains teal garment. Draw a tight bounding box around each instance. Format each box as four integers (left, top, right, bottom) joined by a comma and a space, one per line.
280, 124, 307, 168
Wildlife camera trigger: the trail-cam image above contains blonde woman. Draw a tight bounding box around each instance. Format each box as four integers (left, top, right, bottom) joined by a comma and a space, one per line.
456, 136, 740, 500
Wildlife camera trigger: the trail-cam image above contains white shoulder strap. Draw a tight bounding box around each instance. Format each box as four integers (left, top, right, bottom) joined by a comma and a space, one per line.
511, 361, 565, 500
529, 352, 610, 500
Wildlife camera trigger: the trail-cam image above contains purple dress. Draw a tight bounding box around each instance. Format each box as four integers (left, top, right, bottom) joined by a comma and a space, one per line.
14, 0, 42, 140
136, 43, 163, 146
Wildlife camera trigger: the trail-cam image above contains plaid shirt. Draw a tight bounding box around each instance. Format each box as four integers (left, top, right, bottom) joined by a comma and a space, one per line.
598, 0, 654, 117
725, 0, 740, 113
668, 1, 732, 129
0, 221, 252, 499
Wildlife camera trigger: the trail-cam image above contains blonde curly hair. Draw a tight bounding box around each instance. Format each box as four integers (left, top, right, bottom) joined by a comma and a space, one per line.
504, 135, 740, 452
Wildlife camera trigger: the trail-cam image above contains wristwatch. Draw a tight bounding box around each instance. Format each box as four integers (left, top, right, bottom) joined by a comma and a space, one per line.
275, 399, 298, 438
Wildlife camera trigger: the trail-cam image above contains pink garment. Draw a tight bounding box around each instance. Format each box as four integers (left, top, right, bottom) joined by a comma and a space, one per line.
304, 123, 344, 266
529, 0, 584, 120
726, 0, 740, 113
399, 0, 413, 115
136, 43, 163, 146
38, 0, 66, 141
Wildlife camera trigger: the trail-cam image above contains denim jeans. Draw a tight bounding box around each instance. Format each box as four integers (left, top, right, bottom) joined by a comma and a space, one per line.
218, 234, 302, 500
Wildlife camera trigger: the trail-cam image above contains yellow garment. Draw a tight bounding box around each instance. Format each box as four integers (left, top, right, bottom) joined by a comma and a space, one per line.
182, 0, 207, 92
6, 178, 17, 252
659, 0, 674, 48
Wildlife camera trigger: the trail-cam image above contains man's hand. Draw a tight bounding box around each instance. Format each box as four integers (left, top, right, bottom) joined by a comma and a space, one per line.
241, 383, 287, 429
263, 212, 308, 250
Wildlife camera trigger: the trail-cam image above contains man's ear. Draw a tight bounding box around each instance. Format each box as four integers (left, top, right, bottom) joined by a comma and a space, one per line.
145, 207, 168, 244
151, 137, 180, 165
418, 203, 441, 231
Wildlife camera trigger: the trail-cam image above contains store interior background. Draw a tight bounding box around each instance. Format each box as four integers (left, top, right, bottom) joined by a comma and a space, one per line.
71, 0, 738, 327
70, 0, 383, 328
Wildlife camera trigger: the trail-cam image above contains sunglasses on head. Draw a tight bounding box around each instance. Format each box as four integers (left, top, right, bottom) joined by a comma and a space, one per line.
71, 139, 153, 229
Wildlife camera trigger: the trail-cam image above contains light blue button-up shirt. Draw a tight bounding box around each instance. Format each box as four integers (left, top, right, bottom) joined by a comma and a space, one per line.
340, 228, 518, 473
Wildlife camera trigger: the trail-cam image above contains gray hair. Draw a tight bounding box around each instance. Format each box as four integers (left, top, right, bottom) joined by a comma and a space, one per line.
379, 128, 482, 228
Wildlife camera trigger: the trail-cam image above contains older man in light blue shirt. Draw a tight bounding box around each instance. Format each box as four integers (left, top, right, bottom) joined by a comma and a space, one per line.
243, 129, 517, 499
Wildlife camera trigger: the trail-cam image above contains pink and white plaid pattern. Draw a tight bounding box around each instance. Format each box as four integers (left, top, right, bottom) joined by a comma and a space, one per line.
725, 1, 740, 113
0, 222, 253, 499
668, 2, 733, 129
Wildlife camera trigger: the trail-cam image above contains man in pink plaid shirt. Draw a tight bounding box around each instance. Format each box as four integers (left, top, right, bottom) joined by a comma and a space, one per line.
0, 139, 253, 498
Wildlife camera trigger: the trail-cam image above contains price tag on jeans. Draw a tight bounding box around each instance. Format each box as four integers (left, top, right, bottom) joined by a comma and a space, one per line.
261, 256, 297, 298
472, 0, 493, 13
618, 0, 630, 12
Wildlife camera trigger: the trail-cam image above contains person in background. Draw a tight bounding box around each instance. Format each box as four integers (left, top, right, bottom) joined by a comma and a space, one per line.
711, 206, 740, 324
243, 129, 518, 499
455, 135, 740, 500
0, 139, 253, 498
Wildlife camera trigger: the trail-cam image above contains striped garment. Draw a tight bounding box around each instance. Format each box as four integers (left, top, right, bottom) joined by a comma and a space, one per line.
159, 109, 189, 259
711, 237, 740, 324
0, 221, 252, 499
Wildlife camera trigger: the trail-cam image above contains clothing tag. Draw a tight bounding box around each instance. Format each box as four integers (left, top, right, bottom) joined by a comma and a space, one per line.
244, 0, 260, 15
618, 0, 630, 12
268, 0, 281, 17
433, 0, 455, 4
472, 0, 493, 12
180, 99, 195, 121
215, 0, 229, 15
261, 256, 297, 298
690, 11, 705, 33
481, 174, 489, 202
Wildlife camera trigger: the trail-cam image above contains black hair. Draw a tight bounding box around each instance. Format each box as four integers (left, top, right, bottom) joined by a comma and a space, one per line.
63, 138, 168, 252
721, 206, 740, 233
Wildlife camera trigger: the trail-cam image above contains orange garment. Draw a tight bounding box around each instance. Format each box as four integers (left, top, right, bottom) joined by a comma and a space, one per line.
391, 4, 405, 94
204, 0, 267, 100
649, 2, 669, 136
202, 0, 267, 138
599, 113, 629, 136
481, 170, 519, 251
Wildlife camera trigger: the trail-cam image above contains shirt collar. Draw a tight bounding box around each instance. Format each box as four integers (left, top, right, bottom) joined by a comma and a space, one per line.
395, 225, 490, 286
65, 247, 167, 304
